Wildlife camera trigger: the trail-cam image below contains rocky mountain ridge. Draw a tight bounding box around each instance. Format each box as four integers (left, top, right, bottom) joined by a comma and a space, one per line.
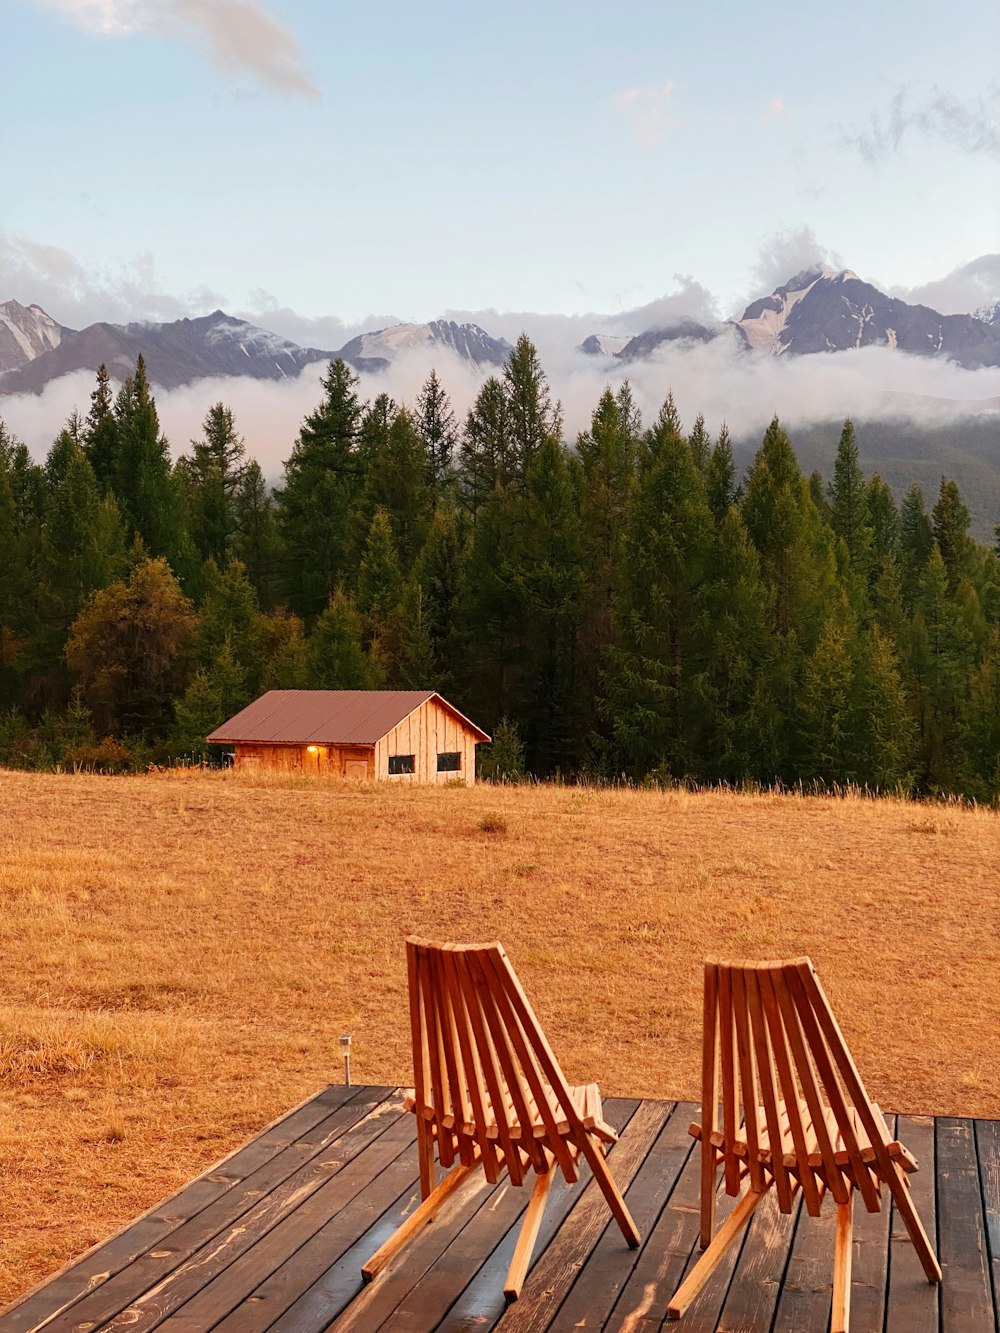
2, 267, 999, 395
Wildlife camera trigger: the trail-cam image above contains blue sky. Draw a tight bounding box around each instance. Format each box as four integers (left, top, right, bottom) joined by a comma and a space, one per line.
3, 0, 999, 333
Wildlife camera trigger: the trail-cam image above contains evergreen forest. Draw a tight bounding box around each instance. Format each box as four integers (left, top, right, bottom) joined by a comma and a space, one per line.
2, 339, 1000, 801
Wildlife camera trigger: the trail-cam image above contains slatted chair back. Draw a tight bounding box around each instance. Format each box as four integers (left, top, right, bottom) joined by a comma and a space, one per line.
702, 956, 898, 1217
406, 936, 587, 1187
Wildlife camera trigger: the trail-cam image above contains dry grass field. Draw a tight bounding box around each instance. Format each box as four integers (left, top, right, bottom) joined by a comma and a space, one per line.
1, 768, 999, 1307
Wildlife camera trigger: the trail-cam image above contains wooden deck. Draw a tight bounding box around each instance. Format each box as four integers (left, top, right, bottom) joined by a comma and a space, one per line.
3, 1084, 998, 1332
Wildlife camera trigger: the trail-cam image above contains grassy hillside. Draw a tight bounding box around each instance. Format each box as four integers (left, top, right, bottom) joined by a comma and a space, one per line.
1, 769, 998, 1304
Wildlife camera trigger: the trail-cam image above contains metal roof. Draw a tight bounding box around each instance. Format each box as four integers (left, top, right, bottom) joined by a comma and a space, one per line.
206, 690, 491, 746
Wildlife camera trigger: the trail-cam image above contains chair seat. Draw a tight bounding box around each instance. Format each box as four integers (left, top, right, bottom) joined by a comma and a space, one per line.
405, 1079, 618, 1147
689, 1098, 918, 1183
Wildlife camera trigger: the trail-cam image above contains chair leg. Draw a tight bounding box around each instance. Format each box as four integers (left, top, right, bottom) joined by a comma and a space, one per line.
832, 1195, 853, 1333
581, 1138, 641, 1248
362, 1161, 473, 1283
666, 1186, 767, 1321
504, 1169, 554, 1302
699, 1140, 718, 1249
417, 1117, 435, 1201
886, 1163, 942, 1283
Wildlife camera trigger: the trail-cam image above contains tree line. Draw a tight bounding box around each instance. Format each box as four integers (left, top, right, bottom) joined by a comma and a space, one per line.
1, 338, 999, 799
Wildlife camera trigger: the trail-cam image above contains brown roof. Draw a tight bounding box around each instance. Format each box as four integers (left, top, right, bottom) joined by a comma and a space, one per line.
206, 690, 491, 746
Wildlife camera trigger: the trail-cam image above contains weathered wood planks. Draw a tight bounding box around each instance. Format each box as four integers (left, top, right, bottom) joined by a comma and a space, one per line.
3, 1087, 998, 1333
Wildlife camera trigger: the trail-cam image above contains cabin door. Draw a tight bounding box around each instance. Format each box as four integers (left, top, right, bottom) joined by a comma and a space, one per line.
345, 760, 368, 781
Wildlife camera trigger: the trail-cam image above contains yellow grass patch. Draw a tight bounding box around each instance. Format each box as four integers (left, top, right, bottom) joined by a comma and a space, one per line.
1, 768, 998, 1304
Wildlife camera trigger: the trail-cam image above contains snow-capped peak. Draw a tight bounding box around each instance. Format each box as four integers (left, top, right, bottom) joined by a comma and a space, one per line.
0, 299, 67, 373
974, 300, 1000, 328
735, 267, 861, 353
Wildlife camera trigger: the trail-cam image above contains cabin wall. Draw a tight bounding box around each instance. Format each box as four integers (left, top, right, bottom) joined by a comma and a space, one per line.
374, 698, 479, 786
233, 743, 375, 778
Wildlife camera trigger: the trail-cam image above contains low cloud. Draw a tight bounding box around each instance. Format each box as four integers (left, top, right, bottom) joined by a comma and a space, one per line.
34, 0, 318, 98
612, 84, 684, 145
844, 85, 1000, 163
891, 254, 1000, 316
0, 227, 228, 329
4, 340, 998, 489
745, 226, 845, 309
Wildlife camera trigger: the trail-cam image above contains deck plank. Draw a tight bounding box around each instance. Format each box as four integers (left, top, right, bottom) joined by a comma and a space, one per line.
34, 1086, 396, 1333
3, 1090, 1000, 1333
602, 1108, 703, 1333
156, 1105, 415, 1331
0, 1083, 360, 1333
768, 1190, 838, 1333
548, 1103, 690, 1332
714, 1189, 801, 1333
494, 1099, 662, 1333
885, 1114, 939, 1333
976, 1119, 1000, 1316
937, 1117, 995, 1333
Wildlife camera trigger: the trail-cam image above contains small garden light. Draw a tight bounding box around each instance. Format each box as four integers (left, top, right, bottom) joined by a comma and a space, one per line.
340, 1033, 353, 1086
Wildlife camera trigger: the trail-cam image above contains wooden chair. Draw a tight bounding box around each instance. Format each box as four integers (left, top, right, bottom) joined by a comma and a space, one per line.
361, 937, 641, 1301
667, 957, 941, 1332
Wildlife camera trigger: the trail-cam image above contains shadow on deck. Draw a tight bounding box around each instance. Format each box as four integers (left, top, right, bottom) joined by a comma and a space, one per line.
2, 1084, 998, 1332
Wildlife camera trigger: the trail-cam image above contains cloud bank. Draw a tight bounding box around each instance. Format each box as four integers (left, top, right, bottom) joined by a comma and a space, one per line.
34, 0, 318, 98
3, 339, 997, 485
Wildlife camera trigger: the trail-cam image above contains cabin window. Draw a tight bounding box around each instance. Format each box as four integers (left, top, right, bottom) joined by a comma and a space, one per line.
437, 752, 462, 772
388, 754, 415, 775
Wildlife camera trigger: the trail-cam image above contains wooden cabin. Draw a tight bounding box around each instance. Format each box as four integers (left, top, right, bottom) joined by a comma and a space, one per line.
206, 690, 490, 786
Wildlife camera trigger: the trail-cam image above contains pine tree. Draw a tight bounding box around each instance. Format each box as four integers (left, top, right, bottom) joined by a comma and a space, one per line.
604, 402, 713, 777
307, 590, 381, 689
577, 386, 640, 737
249, 607, 310, 691
706, 424, 738, 521
357, 507, 403, 622
358, 407, 431, 569
111, 356, 187, 566
797, 614, 856, 785
503, 436, 587, 772
276, 359, 364, 618
865, 473, 899, 588
231, 460, 280, 608
899, 484, 933, 609
414, 503, 470, 695
905, 546, 975, 791
688, 413, 712, 476
181, 403, 247, 565
415, 369, 458, 492
83, 364, 119, 491
701, 507, 775, 782
503, 334, 561, 485
962, 626, 1000, 800
828, 419, 873, 580
42, 436, 126, 628
395, 581, 438, 689
171, 639, 250, 760
459, 376, 512, 519
854, 626, 915, 790
195, 559, 260, 668
932, 477, 972, 594
742, 417, 836, 645
0, 429, 31, 698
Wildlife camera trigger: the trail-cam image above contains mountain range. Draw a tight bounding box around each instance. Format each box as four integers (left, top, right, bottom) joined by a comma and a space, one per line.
1, 265, 999, 396
0, 307, 511, 395
580, 266, 1000, 366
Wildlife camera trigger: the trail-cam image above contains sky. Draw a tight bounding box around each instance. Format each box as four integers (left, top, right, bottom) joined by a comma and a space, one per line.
2, 0, 999, 460
3, 0, 999, 335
